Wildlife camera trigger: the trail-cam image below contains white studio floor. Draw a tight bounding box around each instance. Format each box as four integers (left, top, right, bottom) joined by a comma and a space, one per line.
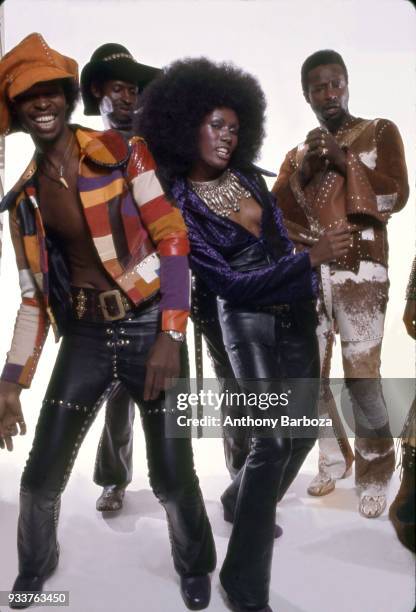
0, 403, 415, 612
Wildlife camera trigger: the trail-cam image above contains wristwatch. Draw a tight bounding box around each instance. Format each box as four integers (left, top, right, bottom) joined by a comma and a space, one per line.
163, 330, 186, 343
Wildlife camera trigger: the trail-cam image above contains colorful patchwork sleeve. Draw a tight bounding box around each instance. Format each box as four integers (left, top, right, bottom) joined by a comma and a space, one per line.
126, 140, 190, 333
1, 206, 50, 388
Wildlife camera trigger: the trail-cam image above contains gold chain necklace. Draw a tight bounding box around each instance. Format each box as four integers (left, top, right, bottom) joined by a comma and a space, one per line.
189, 169, 251, 217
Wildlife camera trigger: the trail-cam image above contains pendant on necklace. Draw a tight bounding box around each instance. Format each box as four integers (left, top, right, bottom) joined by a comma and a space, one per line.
59, 165, 69, 189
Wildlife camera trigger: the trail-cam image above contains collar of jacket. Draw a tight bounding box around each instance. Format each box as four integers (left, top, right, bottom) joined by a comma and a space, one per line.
0, 126, 132, 213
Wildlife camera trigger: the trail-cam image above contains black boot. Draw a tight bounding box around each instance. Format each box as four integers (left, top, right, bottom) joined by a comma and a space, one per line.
9, 560, 58, 610
222, 588, 273, 611
180, 574, 211, 610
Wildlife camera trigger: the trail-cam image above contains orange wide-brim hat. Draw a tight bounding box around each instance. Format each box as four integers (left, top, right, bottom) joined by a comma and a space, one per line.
0, 32, 78, 135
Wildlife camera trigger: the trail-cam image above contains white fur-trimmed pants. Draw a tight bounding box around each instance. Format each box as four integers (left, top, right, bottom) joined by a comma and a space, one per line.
315, 261, 395, 494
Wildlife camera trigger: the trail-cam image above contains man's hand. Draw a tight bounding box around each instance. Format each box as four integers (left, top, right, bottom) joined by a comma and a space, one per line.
403, 299, 416, 340
298, 144, 325, 186
309, 226, 352, 267
0, 380, 25, 451
144, 333, 182, 401
300, 127, 347, 185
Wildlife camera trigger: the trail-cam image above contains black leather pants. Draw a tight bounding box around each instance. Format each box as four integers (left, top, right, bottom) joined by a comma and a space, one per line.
194, 279, 250, 479
203, 325, 250, 479
93, 382, 135, 488
217, 299, 320, 609
18, 303, 216, 579
94, 285, 244, 489
95, 275, 248, 489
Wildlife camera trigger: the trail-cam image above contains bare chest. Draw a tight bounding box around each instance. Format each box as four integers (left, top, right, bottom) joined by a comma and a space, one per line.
228, 195, 263, 237
37, 156, 86, 240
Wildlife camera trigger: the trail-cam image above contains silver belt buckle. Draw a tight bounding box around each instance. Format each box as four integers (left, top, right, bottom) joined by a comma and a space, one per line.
99, 290, 126, 322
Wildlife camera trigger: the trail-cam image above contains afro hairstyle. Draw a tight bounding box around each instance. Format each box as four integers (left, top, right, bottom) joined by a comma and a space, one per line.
138, 57, 266, 185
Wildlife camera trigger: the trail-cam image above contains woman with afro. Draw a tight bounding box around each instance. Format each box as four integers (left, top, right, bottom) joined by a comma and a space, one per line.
139, 58, 350, 612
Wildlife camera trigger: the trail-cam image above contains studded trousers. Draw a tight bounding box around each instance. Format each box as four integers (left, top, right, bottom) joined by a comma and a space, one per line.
17, 302, 216, 579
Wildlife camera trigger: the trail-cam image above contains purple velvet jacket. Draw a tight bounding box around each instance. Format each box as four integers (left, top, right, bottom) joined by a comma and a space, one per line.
171, 169, 317, 307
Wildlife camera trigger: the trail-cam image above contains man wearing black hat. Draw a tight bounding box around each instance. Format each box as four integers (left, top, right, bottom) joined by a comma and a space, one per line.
80, 44, 160, 512
81, 43, 159, 138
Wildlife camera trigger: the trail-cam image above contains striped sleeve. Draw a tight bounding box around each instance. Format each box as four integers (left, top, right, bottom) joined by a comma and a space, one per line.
126, 141, 190, 333
1, 207, 49, 388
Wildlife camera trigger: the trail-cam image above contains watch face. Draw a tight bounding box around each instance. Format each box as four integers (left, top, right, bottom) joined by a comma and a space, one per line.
165, 330, 185, 342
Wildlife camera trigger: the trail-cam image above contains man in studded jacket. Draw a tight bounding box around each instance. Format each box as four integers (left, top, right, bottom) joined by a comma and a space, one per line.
273, 49, 409, 518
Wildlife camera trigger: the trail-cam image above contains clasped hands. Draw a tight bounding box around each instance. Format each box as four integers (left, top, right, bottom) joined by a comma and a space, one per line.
299, 126, 347, 186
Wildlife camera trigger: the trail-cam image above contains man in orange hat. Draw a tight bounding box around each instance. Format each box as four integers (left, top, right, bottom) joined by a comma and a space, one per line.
0, 33, 215, 610
80, 43, 160, 513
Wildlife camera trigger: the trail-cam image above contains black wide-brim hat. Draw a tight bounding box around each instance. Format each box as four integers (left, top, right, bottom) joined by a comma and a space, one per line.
81, 43, 161, 115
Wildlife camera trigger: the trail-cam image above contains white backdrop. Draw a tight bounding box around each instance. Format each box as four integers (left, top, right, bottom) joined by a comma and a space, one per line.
1, 0, 414, 387
0, 3, 415, 611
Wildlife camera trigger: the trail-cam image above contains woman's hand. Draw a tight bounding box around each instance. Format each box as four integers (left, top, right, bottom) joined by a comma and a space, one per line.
309, 227, 351, 267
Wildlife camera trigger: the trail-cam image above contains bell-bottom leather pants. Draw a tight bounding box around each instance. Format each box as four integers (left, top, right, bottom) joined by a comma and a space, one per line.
192, 277, 250, 479
17, 302, 216, 580
217, 299, 320, 609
